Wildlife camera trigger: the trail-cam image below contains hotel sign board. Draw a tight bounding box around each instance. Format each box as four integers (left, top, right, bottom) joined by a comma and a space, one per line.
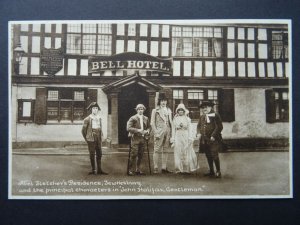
40, 48, 64, 76
89, 52, 172, 74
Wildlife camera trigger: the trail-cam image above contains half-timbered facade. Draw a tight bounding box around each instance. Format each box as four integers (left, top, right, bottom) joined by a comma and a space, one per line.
10, 21, 290, 148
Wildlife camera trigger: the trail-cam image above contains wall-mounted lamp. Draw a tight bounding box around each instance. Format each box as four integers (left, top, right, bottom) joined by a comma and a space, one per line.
13, 43, 25, 75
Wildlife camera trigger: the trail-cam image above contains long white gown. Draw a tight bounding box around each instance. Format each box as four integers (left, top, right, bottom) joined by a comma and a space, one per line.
172, 115, 199, 173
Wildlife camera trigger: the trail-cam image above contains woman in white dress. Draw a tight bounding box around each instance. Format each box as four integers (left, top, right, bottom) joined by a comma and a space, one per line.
171, 104, 199, 174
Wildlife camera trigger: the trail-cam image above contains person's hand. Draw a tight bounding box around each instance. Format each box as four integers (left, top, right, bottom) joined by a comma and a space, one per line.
196, 133, 201, 139
210, 136, 215, 141
170, 137, 175, 143
143, 130, 149, 135
137, 129, 143, 134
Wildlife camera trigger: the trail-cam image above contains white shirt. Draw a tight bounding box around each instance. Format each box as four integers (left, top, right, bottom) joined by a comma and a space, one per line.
90, 114, 101, 129
161, 106, 169, 124
138, 115, 144, 130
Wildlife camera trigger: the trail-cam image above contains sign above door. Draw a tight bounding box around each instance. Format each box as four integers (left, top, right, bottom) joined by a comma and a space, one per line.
88, 52, 172, 74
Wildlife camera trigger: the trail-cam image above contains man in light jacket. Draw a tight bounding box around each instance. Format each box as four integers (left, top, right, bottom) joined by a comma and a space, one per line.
150, 93, 173, 174
82, 102, 108, 175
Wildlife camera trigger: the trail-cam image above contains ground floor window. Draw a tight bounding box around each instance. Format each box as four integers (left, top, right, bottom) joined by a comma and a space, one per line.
47, 89, 86, 123
266, 88, 289, 122
17, 99, 35, 123
172, 89, 220, 120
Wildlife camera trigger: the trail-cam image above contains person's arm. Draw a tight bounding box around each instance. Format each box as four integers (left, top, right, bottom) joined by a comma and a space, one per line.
211, 113, 223, 139
127, 116, 140, 134
170, 117, 176, 143
196, 117, 202, 138
100, 118, 104, 140
187, 117, 194, 141
168, 108, 173, 137
81, 118, 88, 141
150, 109, 157, 134
145, 117, 150, 133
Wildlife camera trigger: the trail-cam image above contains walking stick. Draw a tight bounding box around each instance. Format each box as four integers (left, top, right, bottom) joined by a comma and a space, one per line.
127, 138, 131, 175
94, 151, 98, 175
146, 139, 152, 174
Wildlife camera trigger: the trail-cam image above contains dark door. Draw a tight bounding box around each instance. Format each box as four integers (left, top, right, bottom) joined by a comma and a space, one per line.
118, 84, 149, 144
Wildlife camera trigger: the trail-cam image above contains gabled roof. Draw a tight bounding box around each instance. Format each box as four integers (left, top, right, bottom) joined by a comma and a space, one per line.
102, 73, 162, 93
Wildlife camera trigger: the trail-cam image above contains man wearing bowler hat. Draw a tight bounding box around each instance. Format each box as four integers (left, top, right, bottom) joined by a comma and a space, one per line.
81, 102, 108, 175
150, 93, 173, 174
197, 100, 223, 178
126, 104, 150, 176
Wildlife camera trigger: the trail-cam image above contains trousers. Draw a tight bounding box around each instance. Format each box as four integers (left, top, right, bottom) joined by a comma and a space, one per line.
87, 129, 102, 172
153, 126, 171, 170
129, 135, 145, 172
200, 140, 221, 172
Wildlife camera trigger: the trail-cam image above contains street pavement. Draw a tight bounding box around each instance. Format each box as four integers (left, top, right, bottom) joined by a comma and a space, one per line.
10, 148, 291, 198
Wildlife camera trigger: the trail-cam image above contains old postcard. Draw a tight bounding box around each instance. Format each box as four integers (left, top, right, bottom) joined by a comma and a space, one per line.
9, 20, 292, 199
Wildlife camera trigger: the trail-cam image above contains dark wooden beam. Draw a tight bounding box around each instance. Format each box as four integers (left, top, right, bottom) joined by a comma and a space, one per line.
12, 75, 289, 87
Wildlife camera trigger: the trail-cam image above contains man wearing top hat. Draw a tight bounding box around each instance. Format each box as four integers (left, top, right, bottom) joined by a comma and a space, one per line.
197, 100, 223, 178
126, 104, 150, 176
81, 102, 108, 175
150, 93, 173, 174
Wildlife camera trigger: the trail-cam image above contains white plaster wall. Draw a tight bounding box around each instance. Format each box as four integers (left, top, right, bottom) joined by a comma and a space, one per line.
12, 86, 289, 142
13, 87, 109, 142
11, 86, 36, 142
97, 88, 108, 139
11, 86, 18, 142
190, 88, 289, 139
16, 124, 84, 142
16, 86, 36, 99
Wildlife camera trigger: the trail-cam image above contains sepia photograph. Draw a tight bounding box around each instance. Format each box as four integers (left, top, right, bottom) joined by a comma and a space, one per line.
9, 20, 292, 199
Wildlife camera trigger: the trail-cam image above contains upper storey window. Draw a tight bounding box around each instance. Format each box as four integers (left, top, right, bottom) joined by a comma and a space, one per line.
67, 24, 112, 55
172, 26, 223, 57
272, 31, 288, 60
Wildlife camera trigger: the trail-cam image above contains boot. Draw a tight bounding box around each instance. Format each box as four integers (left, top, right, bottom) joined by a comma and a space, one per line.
204, 156, 215, 177
89, 155, 96, 175
97, 158, 108, 175
214, 158, 221, 178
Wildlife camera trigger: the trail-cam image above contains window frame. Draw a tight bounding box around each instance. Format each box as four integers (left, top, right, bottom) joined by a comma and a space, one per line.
171, 26, 223, 58
17, 99, 35, 123
172, 88, 220, 121
273, 89, 289, 122
66, 24, 112, 55
271, 31, 288, 60
46, 88, 87, 123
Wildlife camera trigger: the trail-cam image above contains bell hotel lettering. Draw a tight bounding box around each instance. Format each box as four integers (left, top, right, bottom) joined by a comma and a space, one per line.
91, 60, 171, 72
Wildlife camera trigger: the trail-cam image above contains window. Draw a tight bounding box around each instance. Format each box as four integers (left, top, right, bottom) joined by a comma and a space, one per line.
272, 31, 288, 59
172, 89, 219, 120
207, 90, 219, 112
172, 26, 223, 57
266, 89, 289, 122
187, 90, 204, 119
47, 89, 86, 123
275, 91, 289, 121
18, 100, 35, 122
173, 90, 184, 113
128, 24, 136, 36
66, 24, 112, 55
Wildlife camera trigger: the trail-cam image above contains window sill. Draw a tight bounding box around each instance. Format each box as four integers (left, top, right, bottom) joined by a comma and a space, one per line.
46, 120, 83, 125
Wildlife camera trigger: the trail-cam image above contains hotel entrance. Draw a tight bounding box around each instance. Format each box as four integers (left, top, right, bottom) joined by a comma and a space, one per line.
102, 74, 162, 145
118, 83, 149, 144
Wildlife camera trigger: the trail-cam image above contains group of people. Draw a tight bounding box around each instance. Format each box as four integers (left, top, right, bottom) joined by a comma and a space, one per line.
81, 93, 224, 178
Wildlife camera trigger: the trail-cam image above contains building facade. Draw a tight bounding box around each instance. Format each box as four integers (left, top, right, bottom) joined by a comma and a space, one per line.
10, 21, 290, 148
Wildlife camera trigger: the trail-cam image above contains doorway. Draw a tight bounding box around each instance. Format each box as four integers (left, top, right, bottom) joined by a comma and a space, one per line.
118, 83, 149, 144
